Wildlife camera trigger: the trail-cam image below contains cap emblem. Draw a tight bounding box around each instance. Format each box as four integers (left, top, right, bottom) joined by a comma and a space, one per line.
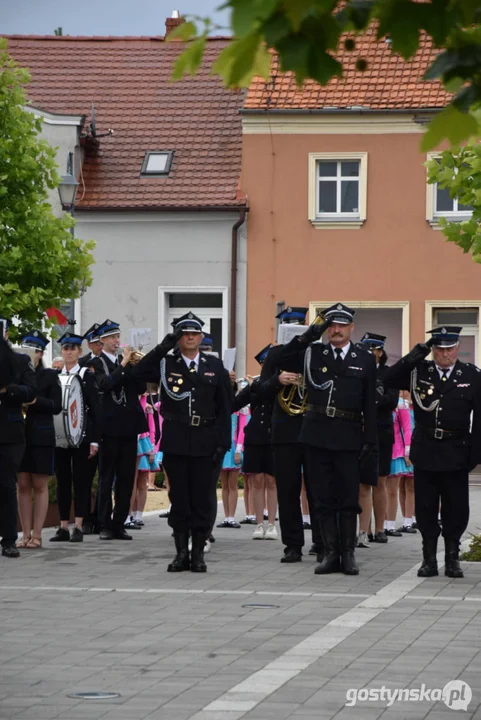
337, 304, 342, 310
441, 327, 447, 334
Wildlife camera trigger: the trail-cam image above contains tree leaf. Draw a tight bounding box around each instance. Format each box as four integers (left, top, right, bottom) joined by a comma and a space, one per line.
171, 36, 207, 80
230, 0, 279, 37
165, 21, 198, 42
420, 106, 479, 151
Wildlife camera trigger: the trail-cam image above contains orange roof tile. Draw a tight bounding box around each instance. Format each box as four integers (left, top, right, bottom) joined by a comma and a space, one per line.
6, 35, 246, 210
244, 29, 451, 112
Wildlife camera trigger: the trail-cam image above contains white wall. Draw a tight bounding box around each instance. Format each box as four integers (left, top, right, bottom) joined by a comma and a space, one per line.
76, 211, 248, 373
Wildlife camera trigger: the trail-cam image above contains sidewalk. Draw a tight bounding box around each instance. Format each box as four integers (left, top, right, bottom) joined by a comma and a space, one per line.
1, 490, 481, 720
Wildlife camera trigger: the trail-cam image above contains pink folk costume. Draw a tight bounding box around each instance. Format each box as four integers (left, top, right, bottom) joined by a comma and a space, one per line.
222, 409, 249, 470
390, 397, 414, 477
137, 395, 163, 472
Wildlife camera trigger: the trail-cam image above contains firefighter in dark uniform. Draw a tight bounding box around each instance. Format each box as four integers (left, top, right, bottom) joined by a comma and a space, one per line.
79, 323, 102, 368
385, 325, 481, 579
133, 312, 231, 573
251, 307, 323, 563
281, 303, 377, 576
0, 322, 37, 558
233, 344, 276, 537
91, 319, 148, 541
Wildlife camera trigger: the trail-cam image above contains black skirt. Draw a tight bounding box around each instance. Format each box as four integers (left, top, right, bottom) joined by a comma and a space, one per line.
242, 445, 274, 476
19, 445, 55, 475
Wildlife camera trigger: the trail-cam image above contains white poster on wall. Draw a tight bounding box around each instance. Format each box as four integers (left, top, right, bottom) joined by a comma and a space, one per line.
129, 328, 152, 350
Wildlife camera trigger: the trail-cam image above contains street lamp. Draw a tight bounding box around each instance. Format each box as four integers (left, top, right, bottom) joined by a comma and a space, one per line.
58, 152, 79, 211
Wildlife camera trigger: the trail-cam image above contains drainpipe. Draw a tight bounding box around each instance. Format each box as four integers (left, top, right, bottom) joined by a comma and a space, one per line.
229, 207, 247, 348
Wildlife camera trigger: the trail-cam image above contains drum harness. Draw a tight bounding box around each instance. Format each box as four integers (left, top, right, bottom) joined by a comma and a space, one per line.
98, 357, 126, 406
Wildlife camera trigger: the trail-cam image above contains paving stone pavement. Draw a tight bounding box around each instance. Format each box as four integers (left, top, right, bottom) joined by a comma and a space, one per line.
1, 490, 481, 720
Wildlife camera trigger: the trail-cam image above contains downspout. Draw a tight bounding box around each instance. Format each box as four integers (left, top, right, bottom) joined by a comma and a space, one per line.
229, 207, 247, 348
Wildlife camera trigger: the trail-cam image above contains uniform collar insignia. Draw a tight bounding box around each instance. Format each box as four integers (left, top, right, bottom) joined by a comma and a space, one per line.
456, 369, 462, 375
176, 357, 181, 363
201, 356, 207, 363
323, 349, 329, 355
351, 352, 357, 358
428, 366, 434, 373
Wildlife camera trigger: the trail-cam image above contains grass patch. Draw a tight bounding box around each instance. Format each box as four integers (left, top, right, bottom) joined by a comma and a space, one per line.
461, 534, 481, 562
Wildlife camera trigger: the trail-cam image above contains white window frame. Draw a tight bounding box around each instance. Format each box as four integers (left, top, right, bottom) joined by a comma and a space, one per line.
158, 285, 229, 351
308, 300, 410, 355
308, 152, 368, 230
426, 152, 473, 229
425, 300, 481, 365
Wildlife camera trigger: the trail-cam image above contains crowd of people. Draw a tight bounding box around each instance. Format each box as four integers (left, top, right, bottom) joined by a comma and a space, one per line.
0, 303, 479, 581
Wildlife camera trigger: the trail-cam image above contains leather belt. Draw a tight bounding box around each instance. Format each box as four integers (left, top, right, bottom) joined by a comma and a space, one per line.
418, 425, 466, 440
306, 404, 361, 421
163, 412, 215, 427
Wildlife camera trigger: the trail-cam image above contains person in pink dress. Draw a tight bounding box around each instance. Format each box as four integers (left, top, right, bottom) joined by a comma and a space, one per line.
385, 391, 416, 536
217, 408, 250, 528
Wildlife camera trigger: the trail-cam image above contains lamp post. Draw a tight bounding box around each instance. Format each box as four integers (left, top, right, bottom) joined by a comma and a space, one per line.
57, 153, 85, 332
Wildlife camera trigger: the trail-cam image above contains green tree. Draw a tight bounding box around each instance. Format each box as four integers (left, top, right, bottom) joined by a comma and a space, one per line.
426, 143, 481, 262
0, 39, 95, 341
170, 0, 481, 149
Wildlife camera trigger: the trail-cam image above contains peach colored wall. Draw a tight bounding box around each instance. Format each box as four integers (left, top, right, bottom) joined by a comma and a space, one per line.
242, 130, 481, 372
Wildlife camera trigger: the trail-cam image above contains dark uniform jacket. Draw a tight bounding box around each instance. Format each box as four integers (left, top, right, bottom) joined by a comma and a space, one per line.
233, 382, 273, 446
0, 337, 16, 388
79, 352, 97, 369
250, 344, 304, 445
385, 357, 481, 472
0, 352, 37, 445
375, 364, 398, 445
24, 366, 62, 446
281, 339, 377, 451
134, 347, 231, 456
91, 353, 147, 437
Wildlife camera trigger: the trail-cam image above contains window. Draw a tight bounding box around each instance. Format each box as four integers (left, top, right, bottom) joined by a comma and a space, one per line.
431, 305, 480, 365
141, 151, 174, 176
426, 153, 472, 227
308, 152, 368, 229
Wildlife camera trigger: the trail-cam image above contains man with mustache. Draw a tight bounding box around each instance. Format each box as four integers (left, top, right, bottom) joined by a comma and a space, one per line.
281, 303, 377, 576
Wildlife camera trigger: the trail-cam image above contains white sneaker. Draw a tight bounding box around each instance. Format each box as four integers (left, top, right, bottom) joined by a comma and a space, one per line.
204, 539, 211, 554
252, 524, 265, 539
357, 531, 370, 548
265, 524, 278, 540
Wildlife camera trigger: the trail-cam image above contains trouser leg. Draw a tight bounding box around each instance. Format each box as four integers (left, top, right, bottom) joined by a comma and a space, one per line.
273, 443, 304, 551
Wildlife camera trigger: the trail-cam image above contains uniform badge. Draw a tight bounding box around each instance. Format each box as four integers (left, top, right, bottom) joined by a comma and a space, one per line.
351, 352, 357, 358
420, 393, 426, 400
173, 387, 179, 393
322, 367, 327, 373
456, 369, 462, 376
428, 366, 434, 373
427, 388, 434, 395
178, 379, 183, 385
323, 349, 329, 355
168, 377, 173, 383
201, 357, 207, 363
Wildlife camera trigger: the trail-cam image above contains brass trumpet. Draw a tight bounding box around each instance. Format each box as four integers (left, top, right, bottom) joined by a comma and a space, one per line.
128, 349, 145, 365
277, 311, 325, 416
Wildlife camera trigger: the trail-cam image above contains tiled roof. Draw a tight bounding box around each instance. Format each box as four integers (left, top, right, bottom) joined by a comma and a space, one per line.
6, 36, 246, 209
244, 29, 452, 112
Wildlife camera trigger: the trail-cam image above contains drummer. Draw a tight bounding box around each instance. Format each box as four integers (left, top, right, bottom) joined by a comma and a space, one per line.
50, 333, 99, 543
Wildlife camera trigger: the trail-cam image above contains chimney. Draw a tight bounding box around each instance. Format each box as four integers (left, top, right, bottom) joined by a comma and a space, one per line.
165, 10, 185, 36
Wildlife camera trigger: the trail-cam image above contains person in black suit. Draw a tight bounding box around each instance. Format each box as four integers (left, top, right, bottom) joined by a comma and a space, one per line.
134, 312, 231, 572
91, 319, 147, 541
385, 325, 481, 579
233, 345, 278, 540
250, 307, 323, 563
356, 333, 399, 547
0, 322, 37, 558
17, 331, 61, 549
79, 323, 102, 369
50, 333, 99, 544
281, 303, 377, 576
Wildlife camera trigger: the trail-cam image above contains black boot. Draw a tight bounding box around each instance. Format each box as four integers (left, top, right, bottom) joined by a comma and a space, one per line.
417, 536, 438, 577
190, 531, 207, 573
167, 531, 190, 572
314, 514, 341, 574
339, 513, 359, 575
444, 538, 464, 578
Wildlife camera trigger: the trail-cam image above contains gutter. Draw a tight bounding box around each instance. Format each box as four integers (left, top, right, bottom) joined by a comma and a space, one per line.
230, 208, 247, 349
239, 107, 443, 115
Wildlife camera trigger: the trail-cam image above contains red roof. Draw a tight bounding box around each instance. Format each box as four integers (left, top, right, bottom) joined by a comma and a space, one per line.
6, 36, 246, 209
244, 29, 451, 112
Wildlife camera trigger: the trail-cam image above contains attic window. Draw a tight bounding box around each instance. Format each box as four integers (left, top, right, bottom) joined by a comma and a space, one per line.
141, 151, 173, 176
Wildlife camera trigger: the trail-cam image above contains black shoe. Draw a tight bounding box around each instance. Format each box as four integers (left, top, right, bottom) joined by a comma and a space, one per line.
99, 529, 114, 540
2, 545, 20, 558
417, 536, 439, 577
339, 513, 359, 576
368, 533, 374, 542
168, 531, 190, 572
445, 539, 464, 578
158, 510, 170, 518
217, 520, 239, 528
412, 522, 418, 529
303, 521, 312, 530
315, 514, 341, 574
240, 517, 253, 524
82, 522, 92, 535
385, 528, 403, 537
373, 531, 388, 544
398, 525, 417, 534
281, 547, 302, 563
113, 530, 132, 540
69, 527, 83, 543
50, 528, 70, 542
191, 531, 207, 572
309, 543, 322, 556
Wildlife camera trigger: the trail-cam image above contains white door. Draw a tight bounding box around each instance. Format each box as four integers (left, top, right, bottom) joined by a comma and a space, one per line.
161, 288, 228, 357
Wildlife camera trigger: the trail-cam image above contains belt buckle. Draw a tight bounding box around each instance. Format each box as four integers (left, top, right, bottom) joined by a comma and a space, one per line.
191, 414, 201, 427
434, 428, 443, 440
326, 406, 336, 418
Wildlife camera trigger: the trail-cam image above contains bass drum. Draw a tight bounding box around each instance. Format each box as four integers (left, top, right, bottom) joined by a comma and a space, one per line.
54, 374, 86, 448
